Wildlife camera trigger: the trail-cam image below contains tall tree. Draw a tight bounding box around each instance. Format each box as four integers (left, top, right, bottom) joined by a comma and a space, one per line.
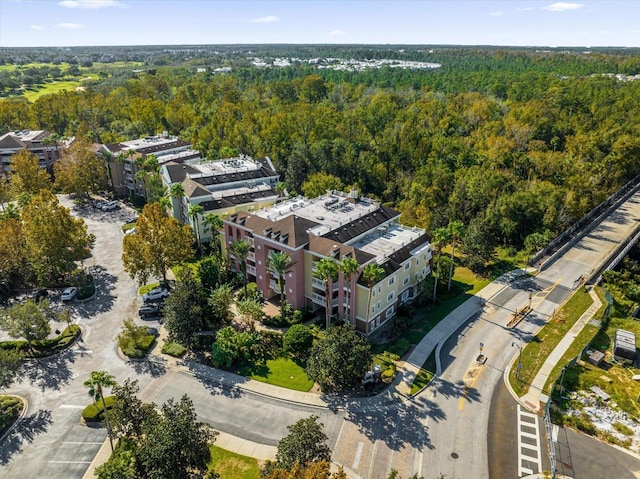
21, 190, 94, 285
431, 227, 451, 302
203, 213, 223, 257
306, 324, 372, 391
314, 258, 339, 329
0, 299, 53, 352
54, 137, 107, 199
301, 172, 344, 199
138, 395, 216, 479
109, 379, 157, 441
208, 283, 234, 325
268, 251, 296, 320
229, 239, 252, 296
0, 218, 27, 288
188, 204, 204, 249
362, 262, 385, 323
84, 371, 117, 452
122, 203, 194, 285
8, 149, 51, 198
168, 183, 186, 222
339, 256, 360, 325
274, 415, 331, 470
163, 268, 208, 347
447, 220, 466, 292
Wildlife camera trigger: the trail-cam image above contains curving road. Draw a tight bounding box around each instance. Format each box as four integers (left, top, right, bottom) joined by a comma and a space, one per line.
4, 189, 640, 479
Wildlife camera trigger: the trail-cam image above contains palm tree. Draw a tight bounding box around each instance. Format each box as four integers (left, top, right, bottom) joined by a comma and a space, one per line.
168, 183, 186, 222
203, 213, 223, 257
84, 371, 117, 452
275, 181, 286, 199
431, 227, 451, 302
188, 204, 205, 250
268, 251, 296, 320
362, 262, 385, 325
314, 258, 339, 330
230, 239, 252, 296
340, 257, 360, 325
447, 220, 466, 292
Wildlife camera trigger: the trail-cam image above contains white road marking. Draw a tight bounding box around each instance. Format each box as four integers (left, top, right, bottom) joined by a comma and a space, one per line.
517, 405, 542, 477
552, 424, 559, 443
59, 404, 85, 409
62, 441, 104, 445
48, 460, 92, 464
352, 442, 364, 469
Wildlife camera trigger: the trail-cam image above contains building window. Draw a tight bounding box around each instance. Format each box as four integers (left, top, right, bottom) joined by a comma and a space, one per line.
404, 262, 410, 270
386, 305, 395, 317
402, 290, 409, 302
377, 300, 381, 310
403, 276, 410, 286
387, 291, 394, 302
423, 267, 428, 276
378, 285, 382, 293
388, 276, 395, 286
372, 289, 376, 298
371, 304, 375, 313
423, 253, 428, 260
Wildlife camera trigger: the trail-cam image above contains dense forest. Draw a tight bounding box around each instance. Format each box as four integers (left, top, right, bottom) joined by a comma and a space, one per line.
2, 45, 640, 269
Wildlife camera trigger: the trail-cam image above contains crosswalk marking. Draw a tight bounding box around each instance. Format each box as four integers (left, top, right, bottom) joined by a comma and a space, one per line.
517, 405, 542, 477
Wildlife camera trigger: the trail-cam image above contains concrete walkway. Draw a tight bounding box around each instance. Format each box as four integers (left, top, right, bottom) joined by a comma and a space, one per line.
520, 288, 603, 412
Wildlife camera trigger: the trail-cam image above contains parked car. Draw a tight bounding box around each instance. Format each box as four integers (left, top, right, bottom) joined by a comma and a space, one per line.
61, 287, 78, 302
101, 201, 119, 211
138, 304, 162, 318
142, 287, 170, 302
94, 200, 107, 209
144, 327, 159, 336
124, 227, 136, 235
27, 288, 48, 302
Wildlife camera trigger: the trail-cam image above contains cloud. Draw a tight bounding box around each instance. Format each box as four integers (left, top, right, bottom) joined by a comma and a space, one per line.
253, 15, 278, 23
59, 0, 125, 8
30, 25, 45, 31
56, 23, 84, 29
326, 30, 346, 36
543, 2, 583, 11
489, 11, 504, 16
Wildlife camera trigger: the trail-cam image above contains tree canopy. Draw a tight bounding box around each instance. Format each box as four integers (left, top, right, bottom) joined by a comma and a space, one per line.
122, 202, 194, 285
54, 137, 108, 198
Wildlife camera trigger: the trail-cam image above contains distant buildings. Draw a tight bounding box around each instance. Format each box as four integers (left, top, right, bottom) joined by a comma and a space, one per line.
224, 189, 432, 335
0, 130, 73, 178
99, 133, 200, 199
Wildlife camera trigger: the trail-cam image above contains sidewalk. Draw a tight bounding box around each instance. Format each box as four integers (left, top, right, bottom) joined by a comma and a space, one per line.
81, 269, 524, 477
520, 288, 602, 412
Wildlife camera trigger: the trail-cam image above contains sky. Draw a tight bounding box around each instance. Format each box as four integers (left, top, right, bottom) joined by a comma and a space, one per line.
0, 0, 639, 48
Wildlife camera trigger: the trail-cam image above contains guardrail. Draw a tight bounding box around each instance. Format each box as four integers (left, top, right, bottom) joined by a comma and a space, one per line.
531, 173, 640, 271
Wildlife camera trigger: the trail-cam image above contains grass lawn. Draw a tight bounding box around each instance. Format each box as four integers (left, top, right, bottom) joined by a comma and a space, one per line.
234, 356, 313, 392
208, 445, 260, 479
22, 75, 99, 102
509, 286, 594, 397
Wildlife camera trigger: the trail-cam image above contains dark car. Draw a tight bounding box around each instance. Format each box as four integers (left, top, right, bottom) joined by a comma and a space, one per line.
138, 304, 162, 318
27, 288, 48, 302
144, 327, 159, 336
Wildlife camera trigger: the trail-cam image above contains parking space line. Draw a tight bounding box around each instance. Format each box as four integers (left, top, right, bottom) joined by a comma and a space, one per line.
48, 460, 92, 464
352, 441, 364, 469
62, 441, 104, 445
59, 404, 85, 409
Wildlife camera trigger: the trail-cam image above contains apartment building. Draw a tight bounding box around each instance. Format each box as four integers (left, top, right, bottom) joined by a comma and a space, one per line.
100, 133, 200, 199
224, 190, 432, 335
0, 130, 73, 178
160, 154, 282, 242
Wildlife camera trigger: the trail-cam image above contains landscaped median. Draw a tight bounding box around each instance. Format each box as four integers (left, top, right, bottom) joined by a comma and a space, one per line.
508, 286, 599, 398
0, 324, 81, 357
0, 395, 25, 438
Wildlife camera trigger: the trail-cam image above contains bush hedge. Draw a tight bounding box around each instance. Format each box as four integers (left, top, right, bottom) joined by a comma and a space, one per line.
120, 333, 155, 358
0, 324, 80, 357
82, 396, 115, 422
161, 341, 187, 357
0, 396, 23, 435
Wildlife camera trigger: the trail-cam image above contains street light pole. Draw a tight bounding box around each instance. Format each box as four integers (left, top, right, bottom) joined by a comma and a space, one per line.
512, 342, 523, 380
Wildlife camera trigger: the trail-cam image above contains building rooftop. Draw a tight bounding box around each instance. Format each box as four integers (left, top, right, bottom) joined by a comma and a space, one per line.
352, 223, 427, 259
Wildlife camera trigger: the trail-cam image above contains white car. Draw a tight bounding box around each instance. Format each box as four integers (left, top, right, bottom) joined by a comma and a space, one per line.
142, 287, 170, 302
61, 287, 78, 302
101, 201, 119, 211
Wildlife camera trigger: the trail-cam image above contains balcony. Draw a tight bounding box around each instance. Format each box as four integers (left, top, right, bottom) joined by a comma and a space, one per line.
247, 251, 255, 262
311, 292, 325, 305
312, 277, 325, 289
269, 279, 280, 293
247, 265, 256, 276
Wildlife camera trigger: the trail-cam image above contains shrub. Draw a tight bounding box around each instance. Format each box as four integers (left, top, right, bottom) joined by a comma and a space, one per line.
162, 341, 187, 357
0, 396, 23, 435
236, 282, 262, 302
82, 396, 115, 422
381, 364, 396, 380
283, 324, 314, 358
